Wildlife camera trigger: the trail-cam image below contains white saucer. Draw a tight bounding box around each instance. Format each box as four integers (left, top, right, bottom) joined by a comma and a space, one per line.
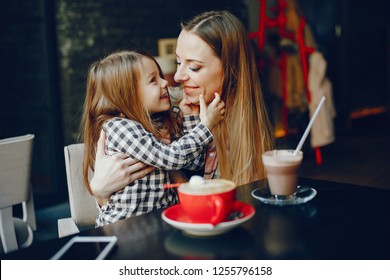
251, 186, 317, 205
162, 201, 255, 236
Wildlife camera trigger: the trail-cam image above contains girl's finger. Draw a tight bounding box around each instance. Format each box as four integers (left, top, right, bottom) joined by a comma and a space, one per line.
209, 92, 221, 108
217, 100, 225, 109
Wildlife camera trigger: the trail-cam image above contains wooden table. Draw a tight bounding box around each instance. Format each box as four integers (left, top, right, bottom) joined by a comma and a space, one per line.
3, 177, 390, 260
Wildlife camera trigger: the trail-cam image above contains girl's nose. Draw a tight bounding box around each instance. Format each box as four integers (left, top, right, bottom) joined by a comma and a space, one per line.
161, 78, 168, 88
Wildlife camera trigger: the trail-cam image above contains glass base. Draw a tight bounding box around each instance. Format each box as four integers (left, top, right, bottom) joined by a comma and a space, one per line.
251, 186, 317, 205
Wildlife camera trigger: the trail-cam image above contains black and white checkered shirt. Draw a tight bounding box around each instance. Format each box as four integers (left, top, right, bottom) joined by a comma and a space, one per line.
96, 115, 212, 226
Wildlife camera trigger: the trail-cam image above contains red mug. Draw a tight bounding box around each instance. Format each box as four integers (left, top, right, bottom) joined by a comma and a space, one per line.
178, 178, 237, 225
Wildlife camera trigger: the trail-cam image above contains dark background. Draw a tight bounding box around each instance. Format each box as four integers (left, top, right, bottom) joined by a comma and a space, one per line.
1, 0, 389, 209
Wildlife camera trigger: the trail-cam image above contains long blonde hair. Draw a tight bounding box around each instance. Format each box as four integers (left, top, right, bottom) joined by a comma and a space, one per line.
81, 50, 180, 193
182, 11, 274, 185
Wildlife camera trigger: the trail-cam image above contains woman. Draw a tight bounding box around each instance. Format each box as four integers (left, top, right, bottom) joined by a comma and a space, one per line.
90, 10, 274, 204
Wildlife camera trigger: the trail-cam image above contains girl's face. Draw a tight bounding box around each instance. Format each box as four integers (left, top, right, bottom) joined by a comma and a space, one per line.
174, 30, 223, 105
140, 57, 170, 114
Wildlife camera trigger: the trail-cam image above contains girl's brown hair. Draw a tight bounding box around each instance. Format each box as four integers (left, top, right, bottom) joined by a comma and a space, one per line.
81, 50, 180, 193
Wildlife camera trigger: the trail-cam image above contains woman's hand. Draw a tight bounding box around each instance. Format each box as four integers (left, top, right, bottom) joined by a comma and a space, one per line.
90, 130, 154, 205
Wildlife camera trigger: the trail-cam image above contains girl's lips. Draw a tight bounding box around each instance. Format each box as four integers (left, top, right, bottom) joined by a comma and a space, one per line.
160, 92, 169, 99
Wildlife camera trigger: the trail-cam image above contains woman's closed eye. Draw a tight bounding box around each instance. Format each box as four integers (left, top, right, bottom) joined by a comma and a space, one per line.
175, 60, 200, 72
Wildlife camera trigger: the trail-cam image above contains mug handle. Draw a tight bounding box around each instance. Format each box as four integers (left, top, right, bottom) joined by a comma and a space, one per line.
210, 196, 226, 226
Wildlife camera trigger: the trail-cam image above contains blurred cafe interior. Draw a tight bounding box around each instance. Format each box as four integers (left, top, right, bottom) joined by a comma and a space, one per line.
1, 0, 390, 247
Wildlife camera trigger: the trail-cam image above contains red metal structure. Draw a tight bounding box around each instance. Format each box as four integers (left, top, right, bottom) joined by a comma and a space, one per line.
249, 0, 322, 164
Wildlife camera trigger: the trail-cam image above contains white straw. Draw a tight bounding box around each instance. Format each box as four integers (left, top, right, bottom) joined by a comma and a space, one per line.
293, 96, 326, 155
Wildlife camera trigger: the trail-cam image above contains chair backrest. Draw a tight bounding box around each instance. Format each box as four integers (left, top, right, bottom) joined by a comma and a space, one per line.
0, 134, 36, 253
0, 134, 34, 210
64, 143, 98, 227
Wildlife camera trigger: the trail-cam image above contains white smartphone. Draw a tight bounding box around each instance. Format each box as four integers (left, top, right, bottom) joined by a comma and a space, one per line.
51, 236, 118, 260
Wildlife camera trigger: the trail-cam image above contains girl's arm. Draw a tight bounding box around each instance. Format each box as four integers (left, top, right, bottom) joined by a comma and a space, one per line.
181, 115, 200, 134
105, 118, 213, 170
180, 115, 207, 170
103, 93, 224, 171
178, 93, 225, 170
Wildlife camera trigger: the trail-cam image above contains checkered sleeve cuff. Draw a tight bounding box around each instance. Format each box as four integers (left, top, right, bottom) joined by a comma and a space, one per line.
182, 115, 200, 133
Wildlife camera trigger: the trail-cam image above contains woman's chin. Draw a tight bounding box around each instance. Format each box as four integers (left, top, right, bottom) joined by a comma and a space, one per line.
187, 97, 200, 105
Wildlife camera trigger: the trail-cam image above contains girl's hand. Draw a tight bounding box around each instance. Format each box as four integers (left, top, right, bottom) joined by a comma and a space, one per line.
90, 130, 154, 205
199, 93, 225, 130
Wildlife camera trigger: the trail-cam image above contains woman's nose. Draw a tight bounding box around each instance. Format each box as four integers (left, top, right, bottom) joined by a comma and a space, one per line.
174, 67, 189, 83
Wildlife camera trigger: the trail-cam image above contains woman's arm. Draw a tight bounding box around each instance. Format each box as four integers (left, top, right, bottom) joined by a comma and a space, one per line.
90, 131, 154, 205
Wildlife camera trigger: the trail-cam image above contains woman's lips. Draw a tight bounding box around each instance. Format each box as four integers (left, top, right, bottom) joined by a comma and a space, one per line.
183, 86, 199, 96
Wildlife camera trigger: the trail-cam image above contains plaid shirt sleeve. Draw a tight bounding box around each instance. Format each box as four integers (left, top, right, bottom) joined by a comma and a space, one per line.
180, 115, 207, 170
182, 115, 200, 134
104, 117, 213, 170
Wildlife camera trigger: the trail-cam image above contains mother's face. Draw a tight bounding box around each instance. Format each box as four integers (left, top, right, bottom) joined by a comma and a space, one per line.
174, 30, 223, 105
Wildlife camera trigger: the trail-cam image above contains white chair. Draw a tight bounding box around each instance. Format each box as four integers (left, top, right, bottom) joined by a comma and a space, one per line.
0, 134, 36, 254
57, 144, 99, 238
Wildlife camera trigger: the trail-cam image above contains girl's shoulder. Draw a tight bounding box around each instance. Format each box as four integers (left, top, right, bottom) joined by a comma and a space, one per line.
103, 117, 144, 131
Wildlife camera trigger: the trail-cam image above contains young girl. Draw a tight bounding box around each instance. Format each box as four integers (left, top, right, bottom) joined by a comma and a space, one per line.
81, 50, 225, 226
